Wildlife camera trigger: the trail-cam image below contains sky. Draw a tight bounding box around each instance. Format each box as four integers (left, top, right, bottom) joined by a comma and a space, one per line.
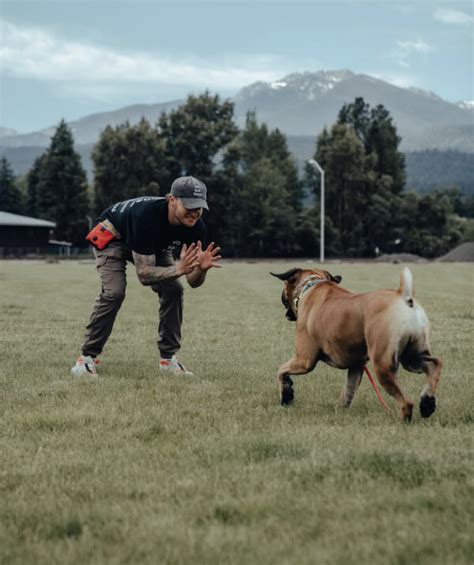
1, 0, 473, 133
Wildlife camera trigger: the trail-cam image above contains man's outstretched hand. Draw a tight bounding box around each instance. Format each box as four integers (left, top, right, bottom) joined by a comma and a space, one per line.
176, 243, 200, 276
196, 241, 222, 271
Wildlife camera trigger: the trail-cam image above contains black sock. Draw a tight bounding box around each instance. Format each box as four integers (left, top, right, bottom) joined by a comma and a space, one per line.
160, 352, 173, 359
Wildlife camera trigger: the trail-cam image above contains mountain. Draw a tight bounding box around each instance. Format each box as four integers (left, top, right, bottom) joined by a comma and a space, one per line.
1, 70, 473, 189
457, 101, 474, 111
0, 100, 182, 149
233, 70, 473, 151
0, 127, 18, 138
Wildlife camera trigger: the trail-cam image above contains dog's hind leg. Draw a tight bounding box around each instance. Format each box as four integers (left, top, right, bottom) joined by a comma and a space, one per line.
369, 338, 413, 422
419, 354, 442, 418
401, 345, 443, 418
371, 358, 413, 422
277, 331, 318, 406
339, 366, 364, 408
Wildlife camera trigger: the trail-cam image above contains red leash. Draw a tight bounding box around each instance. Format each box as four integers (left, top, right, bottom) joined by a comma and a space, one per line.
364, 366, 393, 414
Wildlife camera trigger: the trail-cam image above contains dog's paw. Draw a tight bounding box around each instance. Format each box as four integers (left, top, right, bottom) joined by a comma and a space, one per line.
280, 376, 294, 406
420, 395, 436, 418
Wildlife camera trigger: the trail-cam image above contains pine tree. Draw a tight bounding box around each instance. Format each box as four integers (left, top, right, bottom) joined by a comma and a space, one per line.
37, 120, 90, 244
338, 98, 406, 195
312, 123, 372, 255
0, 156, 24, 214
237, 112, 303, 211
366, 105, 406, 194
25, 154, 46, 217
338, 97, 371, 144
239, 113, 302, 209
308, 98, 408, 256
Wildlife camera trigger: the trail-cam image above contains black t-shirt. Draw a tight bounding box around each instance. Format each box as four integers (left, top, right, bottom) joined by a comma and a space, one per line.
98, 196, 207, 255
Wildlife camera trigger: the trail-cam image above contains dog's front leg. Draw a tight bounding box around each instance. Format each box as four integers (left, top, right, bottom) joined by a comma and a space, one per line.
339, 367, 364, 408
277, 334, 319, 406
278, 367, 295, 406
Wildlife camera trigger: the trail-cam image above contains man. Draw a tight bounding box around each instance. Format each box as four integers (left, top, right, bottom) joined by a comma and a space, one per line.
71, 176, 221, 377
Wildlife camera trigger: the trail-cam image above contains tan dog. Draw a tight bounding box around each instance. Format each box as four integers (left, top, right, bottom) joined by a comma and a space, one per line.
271, 267, 442, 421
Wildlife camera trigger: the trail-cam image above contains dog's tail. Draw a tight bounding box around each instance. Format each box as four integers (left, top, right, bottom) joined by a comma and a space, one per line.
398, 267, 414, 306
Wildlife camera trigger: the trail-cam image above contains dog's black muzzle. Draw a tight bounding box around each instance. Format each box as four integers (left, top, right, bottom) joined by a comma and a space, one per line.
281, 291, 297, 321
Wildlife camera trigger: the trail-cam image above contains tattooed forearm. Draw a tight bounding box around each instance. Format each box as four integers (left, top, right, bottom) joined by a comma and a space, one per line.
186, 267, 207, 288
133, 252, 178, 285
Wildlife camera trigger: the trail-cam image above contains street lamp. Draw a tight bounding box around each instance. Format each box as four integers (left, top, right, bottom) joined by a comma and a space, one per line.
308, 159, 325, 263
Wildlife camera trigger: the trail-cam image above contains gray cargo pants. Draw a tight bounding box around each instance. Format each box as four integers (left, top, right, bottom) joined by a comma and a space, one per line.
81, 241, 183, 358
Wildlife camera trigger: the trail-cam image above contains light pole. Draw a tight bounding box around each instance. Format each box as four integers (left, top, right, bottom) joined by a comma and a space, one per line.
308, 159, 325, 263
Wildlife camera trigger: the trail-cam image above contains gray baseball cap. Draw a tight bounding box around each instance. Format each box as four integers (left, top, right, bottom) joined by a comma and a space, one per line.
170, 176, 209, 211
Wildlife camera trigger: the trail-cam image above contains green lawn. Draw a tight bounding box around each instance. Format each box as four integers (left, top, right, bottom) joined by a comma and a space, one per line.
1, 259, 473, 565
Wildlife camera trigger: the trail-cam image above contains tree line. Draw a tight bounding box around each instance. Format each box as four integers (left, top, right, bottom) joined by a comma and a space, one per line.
405, 150, 474, 196
1, 93, 472, 257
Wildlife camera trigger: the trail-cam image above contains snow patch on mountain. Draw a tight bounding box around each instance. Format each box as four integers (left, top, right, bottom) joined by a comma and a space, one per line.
458, 100, 474, 111
236, 70, 354, 102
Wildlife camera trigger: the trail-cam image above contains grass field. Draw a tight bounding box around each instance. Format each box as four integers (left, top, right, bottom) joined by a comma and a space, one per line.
1, 259, 473, 565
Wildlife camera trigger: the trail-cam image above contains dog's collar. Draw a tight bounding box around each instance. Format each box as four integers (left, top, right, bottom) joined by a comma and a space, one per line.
293, 275, 326, 313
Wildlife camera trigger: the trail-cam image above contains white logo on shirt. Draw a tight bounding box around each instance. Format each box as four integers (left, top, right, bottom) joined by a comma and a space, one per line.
111, 196, 164, 214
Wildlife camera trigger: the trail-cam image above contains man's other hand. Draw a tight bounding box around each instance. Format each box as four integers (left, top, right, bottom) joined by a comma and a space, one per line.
176, 243, 200, 276
196, 241, 222, 271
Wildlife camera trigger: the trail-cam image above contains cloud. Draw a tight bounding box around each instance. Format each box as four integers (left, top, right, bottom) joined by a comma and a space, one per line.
390, 39, 435, 68
433, 8, 474, 25
396, 39, 435, 55
0, 19, 288, 95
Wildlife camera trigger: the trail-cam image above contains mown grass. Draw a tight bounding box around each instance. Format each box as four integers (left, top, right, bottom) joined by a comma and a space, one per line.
0, 259, 473, 565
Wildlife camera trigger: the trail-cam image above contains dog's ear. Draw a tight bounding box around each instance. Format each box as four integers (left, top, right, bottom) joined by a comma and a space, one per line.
330, 273, 342, 284
270, 268, 302, 282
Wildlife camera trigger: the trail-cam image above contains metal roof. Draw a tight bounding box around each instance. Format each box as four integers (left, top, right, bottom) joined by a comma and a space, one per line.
0, 211, 56, 228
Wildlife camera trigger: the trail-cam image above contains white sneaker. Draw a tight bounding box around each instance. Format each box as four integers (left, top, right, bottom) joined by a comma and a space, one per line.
159, 355, 194, 376
71, 355, 98, 377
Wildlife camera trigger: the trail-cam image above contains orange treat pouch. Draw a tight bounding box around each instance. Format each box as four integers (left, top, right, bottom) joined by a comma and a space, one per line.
86, 220, 120, 250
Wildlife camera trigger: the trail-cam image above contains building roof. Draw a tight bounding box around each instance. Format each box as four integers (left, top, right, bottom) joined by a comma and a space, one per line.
0, 211, 56, 228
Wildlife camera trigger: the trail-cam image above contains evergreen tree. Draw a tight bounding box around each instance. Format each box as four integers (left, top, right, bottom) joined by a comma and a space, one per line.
405, 150, 474, 195
362, 188, 404, 255
397, 190, 463, 257
158, 92, 238, 244
307, 99, 408, 256
212, 141, 245, 253
238, 113, 302, 208
92, 119, 167, 212
338, 97, 371, 144
25, 153, 46, 217
216, 112, 302, 256
312, 123, 373, 255
338, 98, 406, 195
235, 158, 299, 256
158, 91, 238, 186
37, 120, 90, 244
366, 105, 406, 194
0, 156, 24, 214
